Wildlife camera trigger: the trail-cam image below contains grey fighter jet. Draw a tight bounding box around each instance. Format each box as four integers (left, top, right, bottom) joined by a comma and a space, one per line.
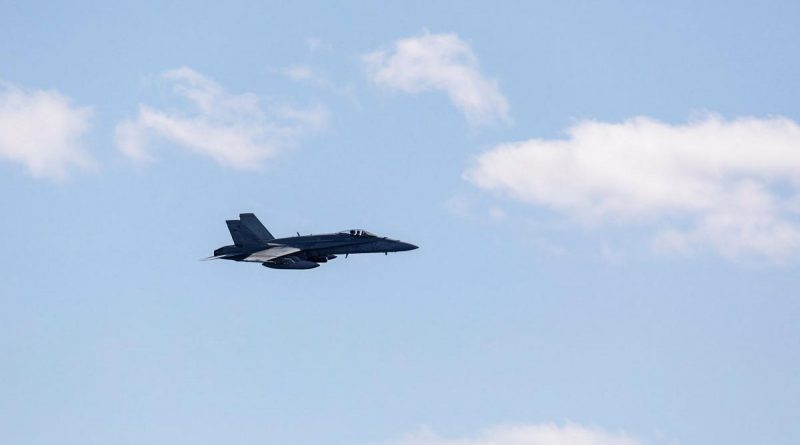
207, 213, 418, 269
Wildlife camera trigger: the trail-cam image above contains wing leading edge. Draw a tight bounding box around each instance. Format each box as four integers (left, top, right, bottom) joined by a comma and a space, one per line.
242, 245, 302, 262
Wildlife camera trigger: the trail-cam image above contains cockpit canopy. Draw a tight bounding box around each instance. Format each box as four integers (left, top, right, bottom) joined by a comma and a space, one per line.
339, 229, 376, 237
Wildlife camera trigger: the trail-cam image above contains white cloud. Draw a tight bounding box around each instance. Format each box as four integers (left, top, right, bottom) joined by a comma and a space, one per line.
383, 423, 644, 445
0, 82, 93, 179
364, 31, 509, 125
464, 115, 800, 261
116, 67, 327, 169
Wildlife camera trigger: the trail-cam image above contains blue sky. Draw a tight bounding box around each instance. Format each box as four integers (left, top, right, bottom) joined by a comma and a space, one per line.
2, 1, 800, 445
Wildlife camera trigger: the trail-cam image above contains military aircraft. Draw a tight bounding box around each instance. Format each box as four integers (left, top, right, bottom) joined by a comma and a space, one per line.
207, 213, 418, 269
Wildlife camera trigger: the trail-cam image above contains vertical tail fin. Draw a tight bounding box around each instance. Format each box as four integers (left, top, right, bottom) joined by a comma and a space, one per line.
226, 220, 262, 247
239, 213, 275, 241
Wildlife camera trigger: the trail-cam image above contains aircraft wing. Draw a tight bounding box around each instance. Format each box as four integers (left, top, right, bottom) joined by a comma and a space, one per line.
242, 245, 302, 262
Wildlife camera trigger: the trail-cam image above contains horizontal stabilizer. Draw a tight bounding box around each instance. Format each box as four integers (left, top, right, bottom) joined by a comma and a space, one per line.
202, 253, 238, 261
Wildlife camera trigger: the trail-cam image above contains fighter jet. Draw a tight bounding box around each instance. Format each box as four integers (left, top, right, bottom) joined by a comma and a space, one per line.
207, 213, 418, 269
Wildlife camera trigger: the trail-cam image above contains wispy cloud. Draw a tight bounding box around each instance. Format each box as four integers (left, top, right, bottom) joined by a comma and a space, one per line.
464, 114, 800, 262
283, 65, 317, 82
0, 82, 94, 180
305, 36, 332, 53
363, 31, 509, 125
382, 423, 645, 445
282, 65, 358, 104
116, 67, 327, 169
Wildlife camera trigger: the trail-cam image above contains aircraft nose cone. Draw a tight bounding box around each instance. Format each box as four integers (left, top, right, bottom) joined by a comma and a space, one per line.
399, 242, 418, 251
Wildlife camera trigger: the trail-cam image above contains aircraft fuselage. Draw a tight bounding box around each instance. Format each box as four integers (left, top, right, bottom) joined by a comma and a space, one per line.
210, 215, 417, 270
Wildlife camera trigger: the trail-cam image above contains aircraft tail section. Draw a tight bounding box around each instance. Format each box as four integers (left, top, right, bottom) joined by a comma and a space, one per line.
226, 220, 263, 247
239, 213, 275, 241
225, 213, 275, 246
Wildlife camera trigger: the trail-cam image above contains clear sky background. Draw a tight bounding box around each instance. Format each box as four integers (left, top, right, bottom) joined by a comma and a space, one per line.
2, 1, 799, 445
